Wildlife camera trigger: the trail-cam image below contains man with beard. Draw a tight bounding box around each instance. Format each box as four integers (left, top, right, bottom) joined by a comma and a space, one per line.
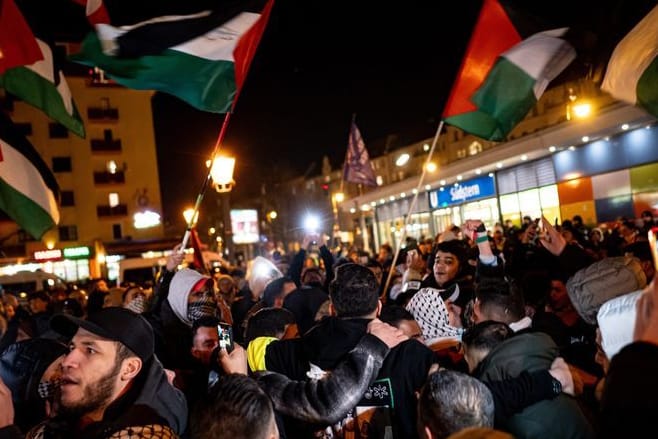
0, 307, 186, 438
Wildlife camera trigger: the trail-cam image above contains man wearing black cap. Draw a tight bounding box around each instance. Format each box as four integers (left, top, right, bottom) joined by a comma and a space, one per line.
0, 307, 187, 438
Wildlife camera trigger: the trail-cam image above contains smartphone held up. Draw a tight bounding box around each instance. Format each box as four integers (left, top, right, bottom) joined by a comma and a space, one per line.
217, 322, 234, 353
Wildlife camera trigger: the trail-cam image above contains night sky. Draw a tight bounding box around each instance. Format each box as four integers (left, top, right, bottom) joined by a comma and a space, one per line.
47, 0, 658, 229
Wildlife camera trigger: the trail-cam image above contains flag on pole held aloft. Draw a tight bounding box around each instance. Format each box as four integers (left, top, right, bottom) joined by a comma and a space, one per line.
0, 111, 59, 239
71, 0, 274, 113
343, 121, 377, 187
0, 0, 43, 74
72, 0, 111, 26
189, 227, 208, 274
442, 0, 576, 141
601, 4, 658, 118
0, 1, 85, 137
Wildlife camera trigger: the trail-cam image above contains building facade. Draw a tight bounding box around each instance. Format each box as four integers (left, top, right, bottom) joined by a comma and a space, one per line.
0, 74, 166, 282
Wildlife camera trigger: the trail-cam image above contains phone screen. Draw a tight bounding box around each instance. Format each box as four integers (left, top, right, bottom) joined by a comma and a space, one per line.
648, 227, 658, 271
217, 323, 234, 353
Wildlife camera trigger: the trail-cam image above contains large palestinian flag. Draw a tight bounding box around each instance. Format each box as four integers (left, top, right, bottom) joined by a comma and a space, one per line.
442, 0, 576, 141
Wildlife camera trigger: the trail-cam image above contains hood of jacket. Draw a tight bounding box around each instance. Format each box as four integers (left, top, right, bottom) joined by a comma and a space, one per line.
299, 316, 370, 371
132, 356, 188, 435
167, 268, 209, 327
475, 331, 558, 382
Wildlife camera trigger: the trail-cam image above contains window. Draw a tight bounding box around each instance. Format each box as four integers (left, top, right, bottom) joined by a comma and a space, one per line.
15, 123, 32, 136
52, 156, 72, 173
49, 123, 69, 138
58, 225, 78, 241
112, 224, 122, 239
60, 191, 75, 207
87, 97, 119, 120
90, 129, 121, 152
109, 193, 119, 207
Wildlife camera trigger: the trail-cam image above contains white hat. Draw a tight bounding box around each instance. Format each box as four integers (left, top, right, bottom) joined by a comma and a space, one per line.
596, 290, 643, 359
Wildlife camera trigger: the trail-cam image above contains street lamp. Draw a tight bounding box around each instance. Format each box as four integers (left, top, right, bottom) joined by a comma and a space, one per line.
209, 155, 236, 261
331, 192, 345, 238
183, 208, 199, 227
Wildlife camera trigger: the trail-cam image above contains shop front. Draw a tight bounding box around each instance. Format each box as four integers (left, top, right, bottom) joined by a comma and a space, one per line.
374, 195, 432, 250
552, 124, 658, 226
0, 245, 93, 283
429, 174, 499, 232
496, 157, 561, 226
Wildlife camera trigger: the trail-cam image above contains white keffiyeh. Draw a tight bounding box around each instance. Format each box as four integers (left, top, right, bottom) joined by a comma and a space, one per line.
405, 287, 463, 343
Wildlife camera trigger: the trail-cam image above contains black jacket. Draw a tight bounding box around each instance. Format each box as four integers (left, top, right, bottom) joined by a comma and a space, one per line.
24, 355, 187, 439
265, 316, 436, 438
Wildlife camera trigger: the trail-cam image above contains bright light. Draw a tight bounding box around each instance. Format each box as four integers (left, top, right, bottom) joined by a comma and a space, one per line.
107, 160, 118, 174
423, 143, 430, 151
520, 154, 528, 161
45, 240, 55, 250
581, 136, 589, 142
425, 184, 431, 191
349, 207, 356, 213
440, 179, 446, 186
412, 188, 418, 194
496, 162, 503, 169
400, 192, 406, 198
210, 156, 236, 186
395, 153, 410, 167
549, 146, 557, 152
333, 192, 345, 203
569, 102, 592, 120
621, 123, 630, 130
209, 227, 216, 234
183, 208, 198, 226
425, 161, 438, 172
109, 193, 119, 208
475, 169, 482, 175
488, 172, 494, 177
568, 145, 576, 151
267, 210, 278, 220
303, 214, 320, 232
457, 175, 463, 181
134, 210, 161, 229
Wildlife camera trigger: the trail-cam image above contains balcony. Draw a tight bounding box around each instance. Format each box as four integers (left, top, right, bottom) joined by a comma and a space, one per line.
91, 138, 122, 152
97, 204, 128, 217
87, 107, 119, 121
93, 171, 125, 185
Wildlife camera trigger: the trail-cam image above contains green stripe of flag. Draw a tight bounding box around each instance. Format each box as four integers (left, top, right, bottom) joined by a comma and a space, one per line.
637, 57, 658, 117
0, 178, 57, 239
72, 32, 238, 113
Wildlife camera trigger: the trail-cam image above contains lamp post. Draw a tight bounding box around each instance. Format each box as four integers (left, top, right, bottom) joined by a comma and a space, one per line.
210, 156, 236, 262
331, 192, 344, 242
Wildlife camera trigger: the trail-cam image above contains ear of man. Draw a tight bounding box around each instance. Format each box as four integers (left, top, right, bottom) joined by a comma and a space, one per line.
120, 357, 143, 381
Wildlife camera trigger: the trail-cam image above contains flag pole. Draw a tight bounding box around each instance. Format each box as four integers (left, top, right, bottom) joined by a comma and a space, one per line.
381, 120, 445, 301
180, 112, 233, 252
338, 113, 357, 196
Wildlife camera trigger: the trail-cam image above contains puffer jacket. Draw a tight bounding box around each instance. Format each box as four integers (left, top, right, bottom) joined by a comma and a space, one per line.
474, 332, 594, 439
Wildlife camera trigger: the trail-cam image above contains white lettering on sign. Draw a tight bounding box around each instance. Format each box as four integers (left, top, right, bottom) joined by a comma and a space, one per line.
34, 249, 62, 260
450, 184, 481, 202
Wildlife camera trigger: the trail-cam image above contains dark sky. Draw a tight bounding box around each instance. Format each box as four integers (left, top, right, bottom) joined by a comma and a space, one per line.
48, 0, 656, 229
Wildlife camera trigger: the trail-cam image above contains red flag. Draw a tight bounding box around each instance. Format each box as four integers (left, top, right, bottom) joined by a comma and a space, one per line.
189, 227, 207, 273
0, 0, 43, 74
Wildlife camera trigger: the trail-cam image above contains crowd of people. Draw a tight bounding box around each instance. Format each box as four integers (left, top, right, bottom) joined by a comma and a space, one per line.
0, 211, 657, 438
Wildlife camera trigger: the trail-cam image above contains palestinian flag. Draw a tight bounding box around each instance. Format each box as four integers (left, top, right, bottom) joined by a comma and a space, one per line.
0, 0, 43, 74
72, 0, 110, 26
71, 0, 274, 113
442, 0, 576, 141
0, 1, 85, 138
601, 4, 658, 118
0, 111, 59, 239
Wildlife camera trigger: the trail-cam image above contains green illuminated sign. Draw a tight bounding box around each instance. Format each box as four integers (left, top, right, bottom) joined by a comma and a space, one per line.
63, 246, 91, 259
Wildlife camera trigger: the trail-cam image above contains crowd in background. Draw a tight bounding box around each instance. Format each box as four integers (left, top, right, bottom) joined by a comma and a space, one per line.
0, 210, 657, 438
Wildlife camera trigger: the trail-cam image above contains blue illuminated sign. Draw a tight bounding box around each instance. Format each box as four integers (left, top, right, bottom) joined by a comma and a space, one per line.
429, 175, 496, 208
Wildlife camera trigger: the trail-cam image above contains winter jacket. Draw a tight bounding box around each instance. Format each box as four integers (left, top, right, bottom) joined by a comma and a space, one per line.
474, 332, 594, 439
599, 341, 658, 439
256, 333, 389, 425
24, 355, 187, 439
265, 316, 436, 438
